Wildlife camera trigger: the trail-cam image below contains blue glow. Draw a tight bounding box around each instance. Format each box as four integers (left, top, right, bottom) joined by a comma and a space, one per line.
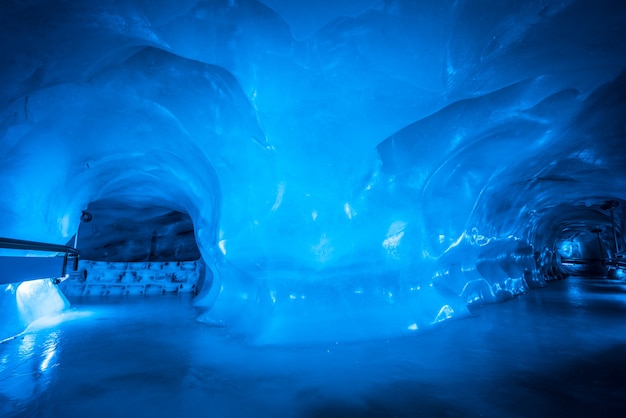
16, 280, 68, 326
1, 279, 70, 342
0, 0, 625, 347
2, 282, 626, 416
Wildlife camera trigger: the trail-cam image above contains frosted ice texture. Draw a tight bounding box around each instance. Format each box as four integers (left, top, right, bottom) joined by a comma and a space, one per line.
0, 280, 70, 341
0, 0, 625, 342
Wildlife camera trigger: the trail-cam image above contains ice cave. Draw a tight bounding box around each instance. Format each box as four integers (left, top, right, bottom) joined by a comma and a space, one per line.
1, 0, 626, 416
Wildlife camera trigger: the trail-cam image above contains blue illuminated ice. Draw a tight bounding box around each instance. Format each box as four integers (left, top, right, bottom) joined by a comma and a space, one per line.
0, 280, 69, 341
0, 0, 625, 343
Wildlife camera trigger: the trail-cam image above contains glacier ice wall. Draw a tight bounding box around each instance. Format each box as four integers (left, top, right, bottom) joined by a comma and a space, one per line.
1, 0, 625, 343
0, 279, 69, 342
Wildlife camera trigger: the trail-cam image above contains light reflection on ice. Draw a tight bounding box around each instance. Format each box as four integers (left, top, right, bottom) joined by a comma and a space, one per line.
3, 280, 626, 417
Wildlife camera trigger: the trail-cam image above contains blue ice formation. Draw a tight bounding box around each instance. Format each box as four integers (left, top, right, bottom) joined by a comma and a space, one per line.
0, 280, 69, 342
1, 0, 625, 343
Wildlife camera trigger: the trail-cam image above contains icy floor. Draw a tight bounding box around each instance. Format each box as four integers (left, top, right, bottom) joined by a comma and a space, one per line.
1, 277, 626, 418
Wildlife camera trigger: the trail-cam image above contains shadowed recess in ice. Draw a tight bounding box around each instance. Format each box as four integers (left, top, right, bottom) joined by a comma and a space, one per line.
0, 0, 625, 343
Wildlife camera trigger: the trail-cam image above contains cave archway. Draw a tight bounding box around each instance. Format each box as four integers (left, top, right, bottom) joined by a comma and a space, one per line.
77, 199, 201, 262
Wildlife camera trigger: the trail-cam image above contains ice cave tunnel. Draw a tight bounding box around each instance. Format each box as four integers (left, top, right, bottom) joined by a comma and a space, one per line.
1, 0, 626, 417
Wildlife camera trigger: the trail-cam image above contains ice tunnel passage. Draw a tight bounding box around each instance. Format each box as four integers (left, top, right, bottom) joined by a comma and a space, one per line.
2, 1, 626, 416
76, 200, 202, 263
1, 0, 626, 347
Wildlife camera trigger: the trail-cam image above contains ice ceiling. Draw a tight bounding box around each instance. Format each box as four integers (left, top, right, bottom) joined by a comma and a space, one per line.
1, 0, 625, 343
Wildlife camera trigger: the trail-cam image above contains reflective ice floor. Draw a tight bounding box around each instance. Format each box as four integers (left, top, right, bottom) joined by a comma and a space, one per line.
1, 277, 626, 418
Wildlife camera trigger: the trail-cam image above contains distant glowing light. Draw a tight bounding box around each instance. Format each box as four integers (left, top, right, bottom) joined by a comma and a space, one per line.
311, 210, 318, 221
288, 294, 297, 300
438, 234, 445, 244
407, 323, 418, 331
218, 240, 227, 255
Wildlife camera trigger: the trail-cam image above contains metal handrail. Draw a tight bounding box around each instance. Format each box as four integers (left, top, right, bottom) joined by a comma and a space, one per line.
561, 256, 626, 271
0, 237, 80, 283
560, 257, 603, 265
0, 237, 79, 255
